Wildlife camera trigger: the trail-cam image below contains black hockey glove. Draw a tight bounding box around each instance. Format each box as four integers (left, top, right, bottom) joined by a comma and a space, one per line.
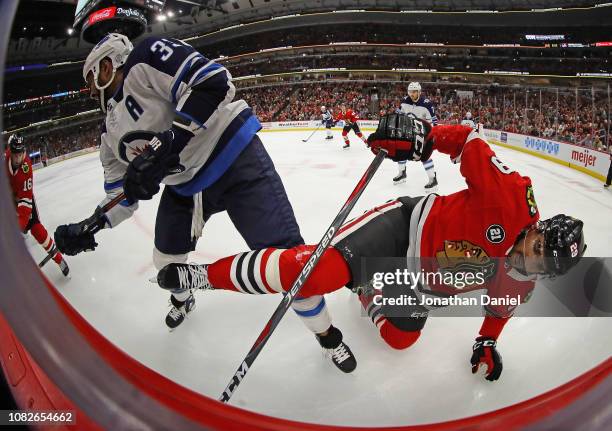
367, 113, 433, 162
54, 207, 106, 256
470, 336, 503, 382
123, 130, 185, 203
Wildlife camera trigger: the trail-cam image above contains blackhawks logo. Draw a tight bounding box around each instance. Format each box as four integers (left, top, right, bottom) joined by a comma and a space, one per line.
22, 163, 29, 174
526, 185, 538, 217
435, 240, 497, 287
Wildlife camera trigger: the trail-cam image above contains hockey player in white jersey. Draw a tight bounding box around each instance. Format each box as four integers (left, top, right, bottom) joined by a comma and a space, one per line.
321, 105, 334, 140
53, 34, 356, 372
396, 82, 438, 189
461, 111, 477, 130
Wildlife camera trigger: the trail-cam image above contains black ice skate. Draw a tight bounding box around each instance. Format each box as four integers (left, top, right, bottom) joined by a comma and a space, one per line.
343, 142, 350, 149
316, 325, 357, 373
424, 174, 438, 190
157, 263, 212, 292
393, 170, 407, 185
605, 183, 610, 188
326, 135, 334, 140
166, 293, 196, 330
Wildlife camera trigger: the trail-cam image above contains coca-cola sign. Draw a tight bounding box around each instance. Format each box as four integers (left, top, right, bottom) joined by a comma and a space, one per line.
88, 7, 117, 25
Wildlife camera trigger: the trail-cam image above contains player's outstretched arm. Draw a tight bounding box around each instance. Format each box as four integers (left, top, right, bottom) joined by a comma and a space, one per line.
54, 144, 137, 256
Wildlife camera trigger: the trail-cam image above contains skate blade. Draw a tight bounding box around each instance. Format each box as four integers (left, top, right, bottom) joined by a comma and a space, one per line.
149, 277, 158, 284
393, 179, 406, 185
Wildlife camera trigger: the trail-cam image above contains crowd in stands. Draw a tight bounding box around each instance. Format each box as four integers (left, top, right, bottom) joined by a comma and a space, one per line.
21, 121, 102, 160
237, 82, 611, 150
5, 81, 610, 161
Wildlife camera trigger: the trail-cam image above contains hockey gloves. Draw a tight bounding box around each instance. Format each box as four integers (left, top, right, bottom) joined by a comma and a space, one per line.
471, 336, 503, 382
54, 207, 106, 255
123, 130, 185, 203
367, 113, 434, 162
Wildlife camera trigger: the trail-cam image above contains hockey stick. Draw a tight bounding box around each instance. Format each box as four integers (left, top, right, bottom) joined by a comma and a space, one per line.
302, 124, 323, 142
38, 249, 55, 268
219, 149, 388, 403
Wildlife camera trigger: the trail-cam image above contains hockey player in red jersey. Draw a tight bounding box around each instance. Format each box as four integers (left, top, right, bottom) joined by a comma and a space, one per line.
157, 114, 586, 381
335, 104, 368, 149
4, 134, 69, 276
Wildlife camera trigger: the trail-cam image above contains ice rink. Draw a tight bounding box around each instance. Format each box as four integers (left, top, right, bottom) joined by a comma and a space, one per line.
28, 129, 612, 426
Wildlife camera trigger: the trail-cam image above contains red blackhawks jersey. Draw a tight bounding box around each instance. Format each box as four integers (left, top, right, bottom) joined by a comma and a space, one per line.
4, 149, 34, 229
335, 109, 359, 124
408, 126, 540, 317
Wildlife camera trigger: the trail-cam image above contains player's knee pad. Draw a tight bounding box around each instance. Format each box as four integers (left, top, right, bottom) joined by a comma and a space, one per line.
292, 295, 332, 334
379, 320, 421, 350
30, 223, 50, 246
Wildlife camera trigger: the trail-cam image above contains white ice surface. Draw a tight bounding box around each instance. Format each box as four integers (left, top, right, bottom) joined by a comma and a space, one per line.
29, 130, 612, 426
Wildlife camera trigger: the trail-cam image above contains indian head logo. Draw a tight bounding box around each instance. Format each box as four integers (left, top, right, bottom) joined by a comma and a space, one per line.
435, 240, 497, 287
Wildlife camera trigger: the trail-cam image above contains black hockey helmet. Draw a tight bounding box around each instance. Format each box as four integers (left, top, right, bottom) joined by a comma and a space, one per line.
8, 134, 25, 153
540, 214, 586, 276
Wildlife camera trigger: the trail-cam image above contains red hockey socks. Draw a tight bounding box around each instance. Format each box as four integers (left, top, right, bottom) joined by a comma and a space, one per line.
359, 292, 421, 350
207, 245, 351, 296
31, 223, 62, 264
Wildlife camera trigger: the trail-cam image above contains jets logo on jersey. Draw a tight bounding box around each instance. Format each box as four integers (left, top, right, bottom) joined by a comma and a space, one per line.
118, 130, 157, 163
486, 224, 505, 244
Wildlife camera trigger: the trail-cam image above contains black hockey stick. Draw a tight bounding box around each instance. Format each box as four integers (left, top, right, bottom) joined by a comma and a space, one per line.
38, 248, 56, 268
219, 149, 387, 403
302, 124, 323, 142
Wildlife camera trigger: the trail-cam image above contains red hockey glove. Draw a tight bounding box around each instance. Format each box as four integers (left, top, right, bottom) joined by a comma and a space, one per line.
470, 336, 503, 382
367, 113, 433, 162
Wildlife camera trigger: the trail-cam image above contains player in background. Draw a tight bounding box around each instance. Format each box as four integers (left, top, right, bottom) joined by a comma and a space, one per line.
396, 82, 438, 189
53, 34, 355, 372
461, 111, 477, 130
4, 134, 69, 276
321, 105, 334, 140
335, 104, 367, 149
158, 115, 586, 381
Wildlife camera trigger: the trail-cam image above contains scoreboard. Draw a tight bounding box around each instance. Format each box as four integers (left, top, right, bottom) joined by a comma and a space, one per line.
73, 0, 166, 43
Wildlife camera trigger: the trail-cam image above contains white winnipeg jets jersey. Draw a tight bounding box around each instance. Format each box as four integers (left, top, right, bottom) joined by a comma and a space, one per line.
322, 110, 333, 122
400, 96, 438, 125
98, 36, 260, 227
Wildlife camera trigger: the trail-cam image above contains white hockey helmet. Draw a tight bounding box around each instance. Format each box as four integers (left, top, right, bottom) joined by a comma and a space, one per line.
321, 105, 326, 112
466, 111, 472, 119
83, 33, 133, 112
407, 82, 422, 93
